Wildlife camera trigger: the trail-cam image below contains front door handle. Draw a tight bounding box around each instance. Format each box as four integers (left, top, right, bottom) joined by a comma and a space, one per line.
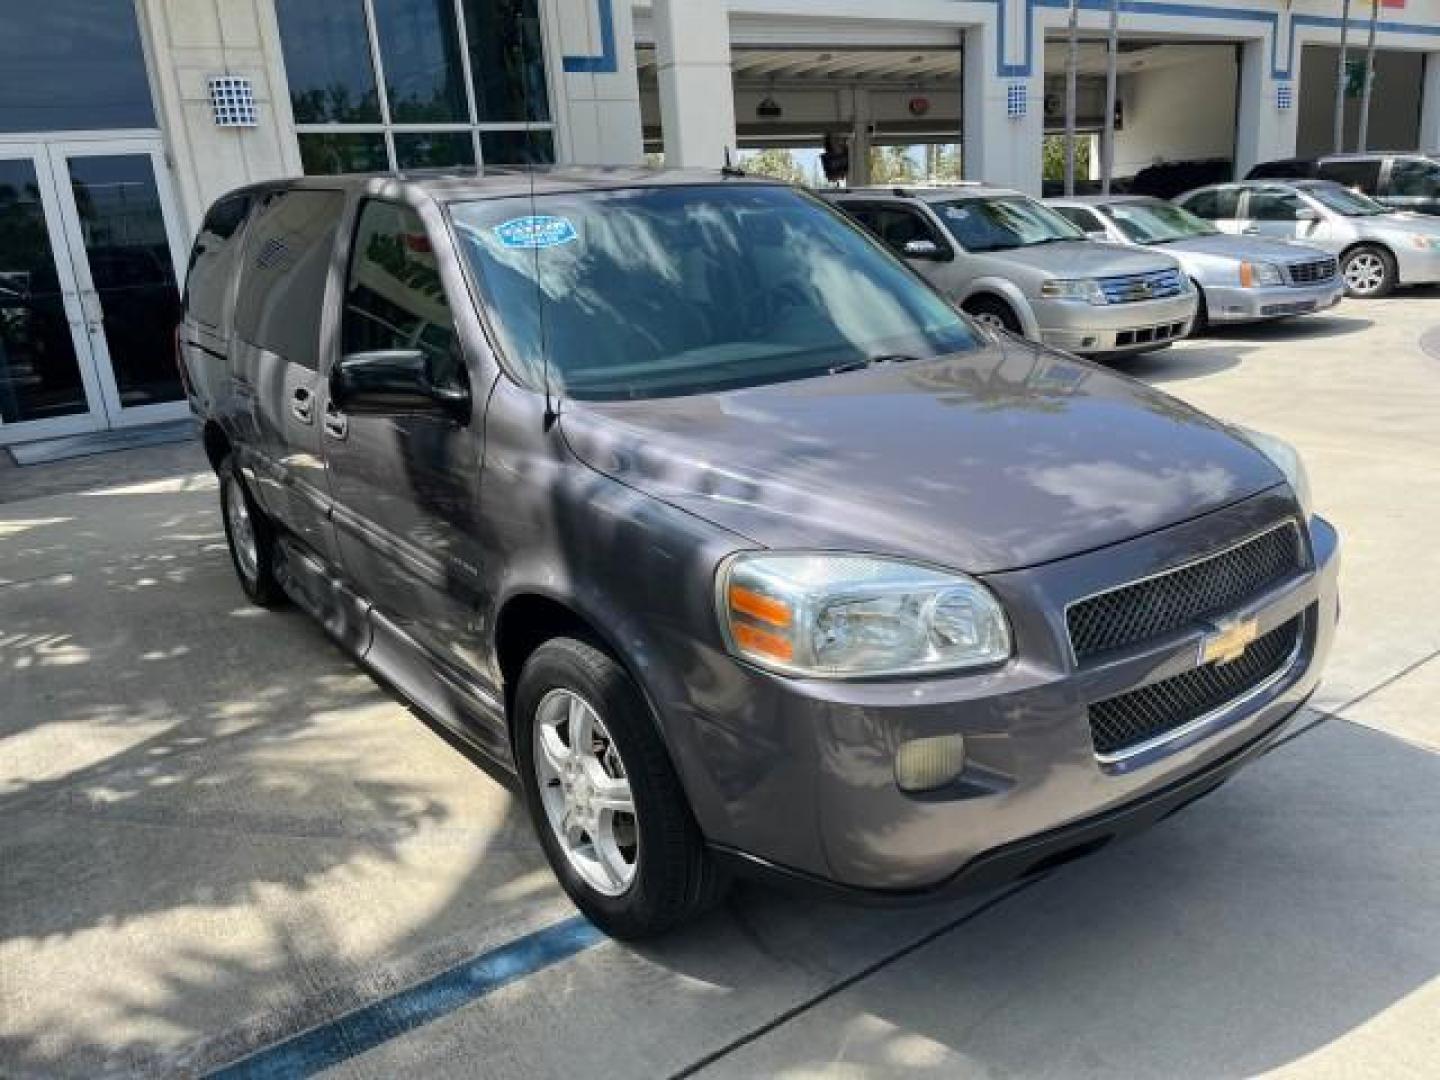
291, 386, 314, 424
323, 404, 348, 440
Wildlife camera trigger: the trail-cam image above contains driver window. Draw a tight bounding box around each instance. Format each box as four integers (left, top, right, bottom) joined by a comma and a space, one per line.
1390, 159, 1440, 197
874, 207, 944, 254
342, 200, 461, 388
1248, 190, 1307, 221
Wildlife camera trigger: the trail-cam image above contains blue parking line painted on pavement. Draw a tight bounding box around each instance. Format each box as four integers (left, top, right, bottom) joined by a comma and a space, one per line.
212, 916, 605, 1079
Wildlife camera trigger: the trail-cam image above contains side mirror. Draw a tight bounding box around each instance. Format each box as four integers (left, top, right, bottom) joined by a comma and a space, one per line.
902, 238, 946, 259
331, 348, 470, 422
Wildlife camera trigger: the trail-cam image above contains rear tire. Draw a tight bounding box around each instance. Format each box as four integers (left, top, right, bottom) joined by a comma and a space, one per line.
964, 295, 1024, 336
218, 455, 286, 609
514, 637, 725, 939
1341, 244, 1396, 298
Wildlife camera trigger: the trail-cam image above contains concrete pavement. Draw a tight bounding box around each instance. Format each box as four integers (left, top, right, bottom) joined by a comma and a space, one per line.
3, 291, 1439, 1078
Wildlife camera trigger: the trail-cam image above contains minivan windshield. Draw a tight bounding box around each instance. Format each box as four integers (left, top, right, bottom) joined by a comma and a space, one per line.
935, 196, 1086, 252
450, 185, 979, 400
1303, 183, 1390, 216
1105, 201, 1218, 244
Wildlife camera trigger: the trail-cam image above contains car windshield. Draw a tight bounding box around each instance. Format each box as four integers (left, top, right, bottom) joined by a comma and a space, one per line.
450, 185, 979, 401
935, 195, 1086, 252
1303, 184, 1389, 216
1105, 201, 1218, 244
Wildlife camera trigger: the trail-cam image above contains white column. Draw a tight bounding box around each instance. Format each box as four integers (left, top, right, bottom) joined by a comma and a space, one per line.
653, 0, 736, 168
1234, 38, 1296, 180
963, 24, 1043, 193
1421, 53, 1440, 153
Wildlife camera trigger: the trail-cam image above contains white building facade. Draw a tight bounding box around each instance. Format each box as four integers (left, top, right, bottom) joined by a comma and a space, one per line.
1, 0, 1438, 445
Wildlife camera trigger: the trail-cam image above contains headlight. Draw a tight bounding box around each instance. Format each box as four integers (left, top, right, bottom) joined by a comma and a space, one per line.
718, 553, 1012, 678
1234, 426, 1313, 519
1239, 261, 1285, 287
1040, 278, 1106, 305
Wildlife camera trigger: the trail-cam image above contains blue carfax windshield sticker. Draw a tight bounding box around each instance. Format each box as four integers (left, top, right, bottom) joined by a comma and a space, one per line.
493, 215, 578, 249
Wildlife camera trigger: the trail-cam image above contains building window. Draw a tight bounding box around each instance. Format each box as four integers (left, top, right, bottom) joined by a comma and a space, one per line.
276, 0, 554, 175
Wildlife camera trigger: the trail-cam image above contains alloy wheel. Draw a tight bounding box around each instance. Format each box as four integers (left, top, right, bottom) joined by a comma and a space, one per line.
1344, 252, 1386, 295
533, 688, 638, 896
972, 310, 1008, 331
226, 479, 260, 584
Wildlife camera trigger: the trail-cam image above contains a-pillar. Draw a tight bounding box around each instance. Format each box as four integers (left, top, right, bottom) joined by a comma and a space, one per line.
653, 0, 736, 168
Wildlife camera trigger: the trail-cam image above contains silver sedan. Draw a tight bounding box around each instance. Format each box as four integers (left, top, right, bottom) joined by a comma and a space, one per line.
1048, 195, 1343, 327
1175, 179, 1440, 298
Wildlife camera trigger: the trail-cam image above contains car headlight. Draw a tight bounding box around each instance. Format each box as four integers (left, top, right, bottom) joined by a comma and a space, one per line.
1239, 261, 1285, 287
1040, 278, 1106, 305
1234, 426, 1313, 519
718, 553, 1012, 678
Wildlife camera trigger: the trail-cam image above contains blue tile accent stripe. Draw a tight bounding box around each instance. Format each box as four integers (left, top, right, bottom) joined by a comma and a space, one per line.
564, 0, 618, 73
210, 916, 605, 1078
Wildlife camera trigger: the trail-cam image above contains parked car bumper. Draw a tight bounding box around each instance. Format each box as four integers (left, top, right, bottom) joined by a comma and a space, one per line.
1203, 279, 1344, 323
682, 488, 1338, 897
1031, 291, 1198, 354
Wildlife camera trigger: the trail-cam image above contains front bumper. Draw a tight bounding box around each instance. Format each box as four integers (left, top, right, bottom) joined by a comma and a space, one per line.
1032, 291, 1199, 354
680, 488, 1339, 895
1203, 279, 1344, 323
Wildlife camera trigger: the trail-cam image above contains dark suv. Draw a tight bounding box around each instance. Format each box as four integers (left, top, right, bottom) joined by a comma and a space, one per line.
1247, 153, 1440, 216
180, 169, 1339, 937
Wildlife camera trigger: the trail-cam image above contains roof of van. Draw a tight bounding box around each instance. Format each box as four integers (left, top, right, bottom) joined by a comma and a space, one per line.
230, 166, 787, 203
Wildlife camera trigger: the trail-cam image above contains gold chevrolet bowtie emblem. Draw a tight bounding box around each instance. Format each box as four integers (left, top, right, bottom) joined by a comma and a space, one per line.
1201, 617, 1260, 666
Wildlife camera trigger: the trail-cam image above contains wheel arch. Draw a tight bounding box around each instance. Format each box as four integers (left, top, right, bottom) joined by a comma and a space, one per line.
957, 279, 1041, 339
201, 420, 232, 474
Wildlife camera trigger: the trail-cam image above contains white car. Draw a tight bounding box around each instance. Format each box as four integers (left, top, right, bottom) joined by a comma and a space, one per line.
1175, 179, 1440, 298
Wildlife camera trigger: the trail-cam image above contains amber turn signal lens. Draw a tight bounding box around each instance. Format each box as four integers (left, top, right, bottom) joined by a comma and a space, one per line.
728, 584, 792, 628
732, 622, 795, 662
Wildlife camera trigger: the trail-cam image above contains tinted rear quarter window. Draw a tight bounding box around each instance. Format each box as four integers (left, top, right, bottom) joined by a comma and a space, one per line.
1319, 159, 1382, 190
1248, 188, 1308, 221
184, 194, 252, 331
1182, 188, 1240, 219
233, 189, 345, 369
1389, 158, 1440, 197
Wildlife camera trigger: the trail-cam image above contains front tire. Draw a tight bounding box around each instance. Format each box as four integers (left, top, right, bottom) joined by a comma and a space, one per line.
964, 295, 1024, 336
218, 455, 285, 608
514, 637, 724, 939
1341, 244, 1396, 298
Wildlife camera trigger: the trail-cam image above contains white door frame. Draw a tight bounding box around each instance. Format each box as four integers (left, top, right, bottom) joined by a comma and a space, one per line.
44, 135, 192, 430
0, 141, 109, 445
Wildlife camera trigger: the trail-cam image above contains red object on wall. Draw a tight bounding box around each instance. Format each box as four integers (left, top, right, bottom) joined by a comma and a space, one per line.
1380, 0, 1405, 8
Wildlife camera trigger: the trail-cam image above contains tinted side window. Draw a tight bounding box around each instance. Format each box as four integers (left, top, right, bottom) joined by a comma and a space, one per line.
871, 207, 944, 253
1052, 206, 1103, 231
1248, 189, 1308, 221
1181, 189, 1238, 219
1319, 159, 1382, 190
184, 194, 252, 330
341, 200, 460, 386
1389, 158, 1440, 197
840, 204, 882, 235
234, 189, 344, 369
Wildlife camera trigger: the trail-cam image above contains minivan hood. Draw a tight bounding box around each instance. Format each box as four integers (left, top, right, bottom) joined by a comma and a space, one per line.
560, 338, 1282, 574
984, 240, 1179, 281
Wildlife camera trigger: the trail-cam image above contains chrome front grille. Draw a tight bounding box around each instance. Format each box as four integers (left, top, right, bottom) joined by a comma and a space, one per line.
1286, 257, 1338, 285
1098, 268, 1185, 304
1088, 614, 1304, 759
1066, 522, 1303, 663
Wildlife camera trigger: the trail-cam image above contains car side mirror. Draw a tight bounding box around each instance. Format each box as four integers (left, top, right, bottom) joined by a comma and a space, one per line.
902, 238, 946, 260
331, 348, 470, 422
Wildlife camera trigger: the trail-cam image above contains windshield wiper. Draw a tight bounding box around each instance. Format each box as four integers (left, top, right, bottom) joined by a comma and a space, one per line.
827, 353, 922, 375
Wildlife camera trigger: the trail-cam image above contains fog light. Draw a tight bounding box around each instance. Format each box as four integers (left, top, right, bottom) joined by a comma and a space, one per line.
895, 734, 966, 793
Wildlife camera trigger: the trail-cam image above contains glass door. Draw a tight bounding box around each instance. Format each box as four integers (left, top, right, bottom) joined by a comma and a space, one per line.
0, 142, 109, 442
46, 138, 190, 428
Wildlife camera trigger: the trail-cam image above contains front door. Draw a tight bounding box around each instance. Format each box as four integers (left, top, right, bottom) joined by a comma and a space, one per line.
0, 137, 188, 445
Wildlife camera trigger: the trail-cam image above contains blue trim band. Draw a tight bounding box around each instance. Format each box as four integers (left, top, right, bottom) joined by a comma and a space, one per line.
211, 916, 605, 1078
564, 0, 618, 73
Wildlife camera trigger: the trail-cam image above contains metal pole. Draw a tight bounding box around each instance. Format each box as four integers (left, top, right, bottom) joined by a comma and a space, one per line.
1357, 0, 1378, 151
1102, 0, 1119, 194
1065, 0, 1079, 195
1333, 0, 1352, 154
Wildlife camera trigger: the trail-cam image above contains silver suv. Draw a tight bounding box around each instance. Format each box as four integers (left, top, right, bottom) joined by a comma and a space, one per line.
1176, 179, 1440, 298
826, 185, 1198, 356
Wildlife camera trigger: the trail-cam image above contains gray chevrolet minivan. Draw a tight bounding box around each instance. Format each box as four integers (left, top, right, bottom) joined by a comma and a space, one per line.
181, 168, 1339, 938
